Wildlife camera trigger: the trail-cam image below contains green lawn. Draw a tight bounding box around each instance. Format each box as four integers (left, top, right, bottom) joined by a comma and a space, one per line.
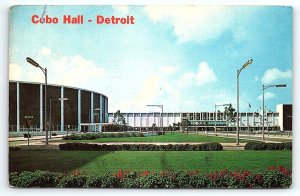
9, 150, 292, 175
57, 133, 254, 143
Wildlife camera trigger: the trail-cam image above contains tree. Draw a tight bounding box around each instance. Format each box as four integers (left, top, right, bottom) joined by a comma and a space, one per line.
112, 110, 126, 131
112, 110, 126, 126
152, 123, 156, 132
181, 119, 191, 134
223, 104, 236, 137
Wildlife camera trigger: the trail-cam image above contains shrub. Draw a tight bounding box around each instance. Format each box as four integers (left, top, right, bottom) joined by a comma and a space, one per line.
9, 167, 292, 188
23, 133, 31, 138
9, 171, 62, 187
245, 142, 292, 151
283, 142, 292, 150
59, 143, 223, 151
58, 175, 87, 188
244, 142, 267, 150
9, 146, 21, 151
203, 142, 223, 151
266, 143, 284, 150
85, 174, 119, 188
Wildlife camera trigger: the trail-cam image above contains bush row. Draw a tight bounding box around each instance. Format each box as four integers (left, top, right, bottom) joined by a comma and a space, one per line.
244, 142, 292, 150
9, 167, 292, 188
58, 142, 223, 151
63, 132, 144, 140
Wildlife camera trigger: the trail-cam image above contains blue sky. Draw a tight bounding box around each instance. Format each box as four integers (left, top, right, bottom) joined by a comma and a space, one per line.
9, 5, 292, 113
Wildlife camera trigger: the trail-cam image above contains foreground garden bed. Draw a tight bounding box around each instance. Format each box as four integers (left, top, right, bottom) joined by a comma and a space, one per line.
9, 166, 292, 188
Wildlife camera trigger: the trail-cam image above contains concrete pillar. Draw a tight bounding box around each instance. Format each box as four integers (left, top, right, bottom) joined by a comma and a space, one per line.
40, 84, 43, 132
100, 95, 103, 123
78, 89, 81, 132
140, 113, 142, 131
16, 82, 20, 132
61, 87, 64, 132
147, 113, 149, 128
91, 92, 94, 124
105, 97, 108, 122
167, 113, 169, 127
133, 113, 136, 128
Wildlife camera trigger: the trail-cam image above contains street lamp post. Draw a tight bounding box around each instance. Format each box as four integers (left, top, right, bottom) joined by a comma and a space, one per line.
261, 84, 286, 140
147, 105, 164, 133
236, 59, 253, 145
26, 57, 48, 145
50, 97, 68, 138
214, 103, 230, 136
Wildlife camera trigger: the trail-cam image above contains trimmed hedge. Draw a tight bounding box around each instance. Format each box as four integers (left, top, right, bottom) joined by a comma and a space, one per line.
63, 132, 144, 140
9, 146, 21, 151
58, 142, 223, 151
244, 142, 292, 150
23, 133, 31, 138
9, 167, 292, 188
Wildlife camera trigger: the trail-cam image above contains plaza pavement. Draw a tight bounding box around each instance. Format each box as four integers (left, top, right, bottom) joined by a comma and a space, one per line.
9, 132, 291, 150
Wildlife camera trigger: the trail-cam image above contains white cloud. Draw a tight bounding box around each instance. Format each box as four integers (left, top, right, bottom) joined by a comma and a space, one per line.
9, 63, 23, 80
144, 6, 233, 43
9, 53, 105, 92
257, 92, 275, 101
112, 5, 129, 15
111, 75, 162, 112
159, 65, 179, 75
49, 55, 105, 87
195, 62, 217, 85
177, 61, 216, 87
40, 47, 51, 56
254, 75, 260, 81
261, 68, 292, 84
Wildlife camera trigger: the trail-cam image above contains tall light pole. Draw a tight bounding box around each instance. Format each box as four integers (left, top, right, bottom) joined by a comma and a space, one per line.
214, 103, 230, 136
147, 105, 163, 133
26, 57, 48, 145
50, 97, 68, 138
236, 59, 253, 145
262, 84, 286, 140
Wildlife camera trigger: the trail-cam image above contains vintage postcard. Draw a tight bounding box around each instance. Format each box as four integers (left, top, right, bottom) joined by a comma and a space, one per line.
8, 5, 292, 188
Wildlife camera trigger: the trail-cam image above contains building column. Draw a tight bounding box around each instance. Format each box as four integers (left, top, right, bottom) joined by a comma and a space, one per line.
40, 84, 43, 132
133, 113, 136, 128
99, 95, 101, 123
16, 82, 20, 132
105, 97, 108, 122
61, 87, 64, 132
99, 95, 103, 123
140, 113, 142, 131
91, 92, 94, 124
78, 90, 81, 132
146, 113, 149, 128
167, 113, 169, 128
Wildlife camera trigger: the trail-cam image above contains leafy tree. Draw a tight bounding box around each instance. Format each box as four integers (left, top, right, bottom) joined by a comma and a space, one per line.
223, 104, 236, 136
151, 123, 156, 131
112, 110, 126, 131
223, 104, 236, 126
181, 119, 191, 133
112, 110, 126, 126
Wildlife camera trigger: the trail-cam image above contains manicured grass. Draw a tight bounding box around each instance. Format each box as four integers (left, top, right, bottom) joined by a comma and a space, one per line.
9, 150, 291, 175
58, 133, 253, 143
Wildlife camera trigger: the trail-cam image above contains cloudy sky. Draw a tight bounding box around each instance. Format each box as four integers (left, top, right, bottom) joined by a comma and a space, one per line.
9, 5, 292, 113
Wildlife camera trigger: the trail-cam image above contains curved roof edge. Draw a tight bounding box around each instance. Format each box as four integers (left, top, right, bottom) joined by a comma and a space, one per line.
9, 80, 108, 98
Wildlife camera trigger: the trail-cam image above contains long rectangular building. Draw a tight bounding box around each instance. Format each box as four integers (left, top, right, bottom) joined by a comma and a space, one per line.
108, 104, 292, 132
